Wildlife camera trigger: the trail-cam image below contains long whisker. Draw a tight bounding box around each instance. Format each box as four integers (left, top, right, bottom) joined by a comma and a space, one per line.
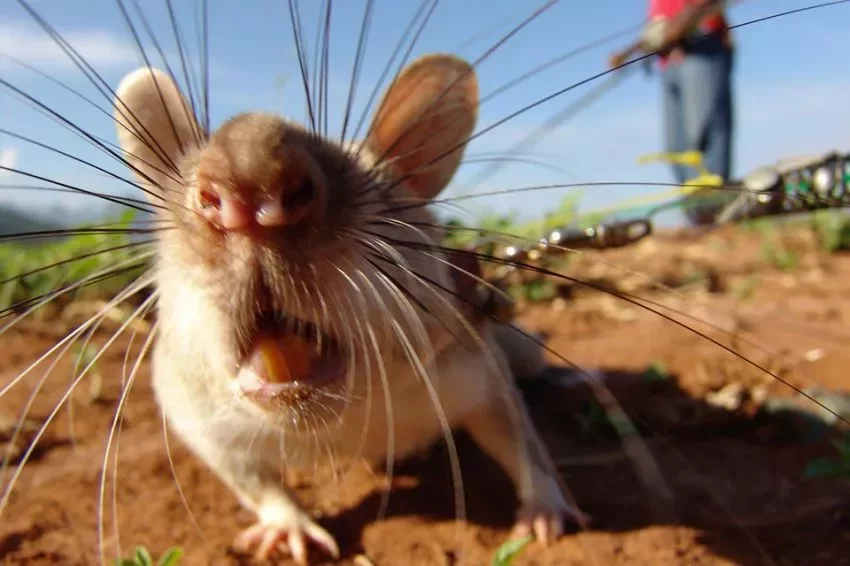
339, 0, 375, 145
162, 407, 210, 549
125, 0, 205, 147
0, 251, 152, 329
0, 273, 156, 517
163, 0, 205, 144
113, 0, 198, 156
14, 0, 184, 177
0, 166, 155, 215
0, 128, 168, 210
107, 296, 158, 559
360, 0, 561, 183
367, 180, 836, 215
0, 76, 178, 200
361, 229, 850, 427
384, 214, 850, 360
97, 301, 158, 564
371, 0, 850, 200
347, 0, 439, 147
287, 0, 316, 132
0, 52, 186, 172
368, 266, 468, 538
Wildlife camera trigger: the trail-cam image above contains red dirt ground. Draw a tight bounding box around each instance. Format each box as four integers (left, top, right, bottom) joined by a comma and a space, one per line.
1, 222, 850, 566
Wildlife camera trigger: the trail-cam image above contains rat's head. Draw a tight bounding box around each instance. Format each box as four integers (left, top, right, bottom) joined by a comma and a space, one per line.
113, 54, 479, 424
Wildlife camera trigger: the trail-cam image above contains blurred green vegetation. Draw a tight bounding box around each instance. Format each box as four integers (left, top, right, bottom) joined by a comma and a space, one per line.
0, 209, 149, 315
441, 193, 586, 249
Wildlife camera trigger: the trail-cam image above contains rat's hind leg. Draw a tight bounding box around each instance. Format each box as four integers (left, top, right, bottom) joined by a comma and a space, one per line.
458, 341, 588, 544
461, 395, 586, 543
490, 321, 549, 380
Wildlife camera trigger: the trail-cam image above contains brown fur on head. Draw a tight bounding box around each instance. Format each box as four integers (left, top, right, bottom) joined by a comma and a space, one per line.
113, 55, 479, 417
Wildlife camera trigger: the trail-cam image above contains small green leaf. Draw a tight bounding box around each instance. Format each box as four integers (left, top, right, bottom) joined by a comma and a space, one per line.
642, 362, 669, 383
113, 559, 138, 566
828, 435, 850, 461
134, 546, 154, 566
525, 279, 555, 302
157, 547, 184, 566
804, 458, 850, 478
492, 535, 532, 566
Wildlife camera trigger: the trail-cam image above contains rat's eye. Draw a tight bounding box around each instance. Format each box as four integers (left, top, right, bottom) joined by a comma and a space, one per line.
281, 178, 315, 210
199, 187, 222, 210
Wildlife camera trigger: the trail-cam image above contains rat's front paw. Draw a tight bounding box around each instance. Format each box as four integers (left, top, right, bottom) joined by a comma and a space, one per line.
511, 494, 590, 545
233, 504, 340, 565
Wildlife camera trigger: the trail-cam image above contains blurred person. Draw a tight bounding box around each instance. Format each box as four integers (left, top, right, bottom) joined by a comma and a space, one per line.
610, 0, 735, 225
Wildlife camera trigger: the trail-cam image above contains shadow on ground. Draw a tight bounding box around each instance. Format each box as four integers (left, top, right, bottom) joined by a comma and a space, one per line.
309, 366, 850, 566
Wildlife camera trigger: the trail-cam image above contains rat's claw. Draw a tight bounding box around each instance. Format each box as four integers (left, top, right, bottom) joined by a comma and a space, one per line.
233, 511, 340, 565
511, 501, 590, 545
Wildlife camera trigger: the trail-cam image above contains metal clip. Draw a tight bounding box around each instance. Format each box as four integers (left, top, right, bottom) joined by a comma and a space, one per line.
543, 219, 652, 250
594, 218, 653, 248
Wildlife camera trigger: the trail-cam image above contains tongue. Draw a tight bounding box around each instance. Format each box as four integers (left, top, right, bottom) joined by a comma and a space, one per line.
241, 331, 314, 386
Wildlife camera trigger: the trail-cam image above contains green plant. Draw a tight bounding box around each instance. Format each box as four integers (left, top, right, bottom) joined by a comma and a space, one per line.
114, 546, 184, 566
523, 279, 556, 303
491, 536, 532, 566
681, 269, 708, 286
641, 361, 670, 384
71, 341, 105, 402
731, 275, 759, 301
739, 217, 777, 234
804, 432, 850, 479
810, 210, 850, 252
759, 239, 799, 272
577, 400, 612, 432
0, 209, 147, 314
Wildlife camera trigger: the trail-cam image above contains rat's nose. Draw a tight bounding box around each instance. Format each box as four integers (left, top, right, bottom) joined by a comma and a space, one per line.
196, 179, 316, 231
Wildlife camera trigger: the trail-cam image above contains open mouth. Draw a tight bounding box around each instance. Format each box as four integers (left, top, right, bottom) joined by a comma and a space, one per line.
236, 312, 346, 402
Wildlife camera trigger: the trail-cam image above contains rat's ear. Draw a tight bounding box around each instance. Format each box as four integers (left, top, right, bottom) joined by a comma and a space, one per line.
113, 67, 202, 199
364, 54, 478, 200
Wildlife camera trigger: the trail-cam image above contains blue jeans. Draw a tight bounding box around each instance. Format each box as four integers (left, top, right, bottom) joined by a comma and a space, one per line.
661, 35, 734, 224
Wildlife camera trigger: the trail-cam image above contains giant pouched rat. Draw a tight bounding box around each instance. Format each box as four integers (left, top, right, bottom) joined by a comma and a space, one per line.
112, 54, 583, 564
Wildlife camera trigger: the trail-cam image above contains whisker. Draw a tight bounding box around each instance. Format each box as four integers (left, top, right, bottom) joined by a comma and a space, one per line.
162, 407, 210, 549
0, 253, 152, 325
163, 0, 205, 144
0, 184, 159, 211
0, 52, 183, 170
377, 232, 850, 427
125, 0, 205, 147
287, 0, 316, 131
347, 0, 439, 147
0, 76, 177, 200
371, 1, 850, 201
0, 128, 169, 210
478, 21, 646, 105
339, 0, 375, 145
14, 0, 183, 177
0, 274, 156, 517
361, 0, 560, 183
0, 165, 156, 215
97, 300, 158, 564
112, 0, 200, 160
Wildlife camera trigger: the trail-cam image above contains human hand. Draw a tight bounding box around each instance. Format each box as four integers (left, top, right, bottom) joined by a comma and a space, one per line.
608, 51, 628, 69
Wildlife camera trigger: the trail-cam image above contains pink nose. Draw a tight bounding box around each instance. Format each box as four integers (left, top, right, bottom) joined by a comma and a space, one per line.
196, 183, 314, 231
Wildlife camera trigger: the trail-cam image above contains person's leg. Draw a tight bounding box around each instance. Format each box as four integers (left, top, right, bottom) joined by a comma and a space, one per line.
678, 44, 735, 224
660, 64, 689, 185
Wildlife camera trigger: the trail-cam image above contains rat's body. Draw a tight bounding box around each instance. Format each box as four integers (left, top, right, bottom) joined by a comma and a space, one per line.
114, 55, 580, 563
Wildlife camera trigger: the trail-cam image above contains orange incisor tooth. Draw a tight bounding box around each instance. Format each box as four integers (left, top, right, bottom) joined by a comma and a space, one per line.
258, 334, 312, 384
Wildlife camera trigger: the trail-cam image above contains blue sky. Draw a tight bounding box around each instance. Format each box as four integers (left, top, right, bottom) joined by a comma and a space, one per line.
1, 0, 849, 228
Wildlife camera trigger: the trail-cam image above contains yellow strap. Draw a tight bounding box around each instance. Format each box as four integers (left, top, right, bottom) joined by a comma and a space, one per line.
570, 151, 727, 220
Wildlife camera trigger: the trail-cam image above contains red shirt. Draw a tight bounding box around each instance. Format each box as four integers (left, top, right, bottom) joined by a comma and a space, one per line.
649, 0, 729, 67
